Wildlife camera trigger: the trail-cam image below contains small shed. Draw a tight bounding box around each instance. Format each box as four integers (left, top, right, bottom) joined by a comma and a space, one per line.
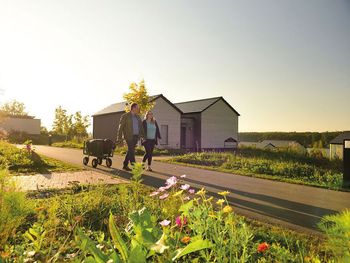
329, 131, 350, 159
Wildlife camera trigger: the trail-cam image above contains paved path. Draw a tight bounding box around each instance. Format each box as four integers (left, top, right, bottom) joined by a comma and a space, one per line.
34, 145, 350, 234
12, 170, 127, 191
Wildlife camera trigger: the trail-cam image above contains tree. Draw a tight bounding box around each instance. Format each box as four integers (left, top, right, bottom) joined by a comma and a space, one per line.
0, 100, 28, 116
71, 111, 89, 139
123, 80, 154, 115
52, 106, 72, 140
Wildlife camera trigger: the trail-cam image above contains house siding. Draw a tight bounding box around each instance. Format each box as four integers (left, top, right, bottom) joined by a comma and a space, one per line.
152, 97, 181, 149
1, 118, 41, 135
93, 112, 123, 141
200, 99, 239, 149
330, 144, 343, 160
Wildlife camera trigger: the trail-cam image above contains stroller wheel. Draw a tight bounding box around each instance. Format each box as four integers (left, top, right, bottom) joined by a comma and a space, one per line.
92, 158, 98, 168
106, 158, 112, 168
83, 157, 89, 165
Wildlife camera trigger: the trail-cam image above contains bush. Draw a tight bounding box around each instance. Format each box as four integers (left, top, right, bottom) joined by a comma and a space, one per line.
52, 141, 84, 149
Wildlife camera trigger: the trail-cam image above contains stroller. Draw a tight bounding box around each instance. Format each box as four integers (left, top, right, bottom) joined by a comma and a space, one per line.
83, 139, 115, 168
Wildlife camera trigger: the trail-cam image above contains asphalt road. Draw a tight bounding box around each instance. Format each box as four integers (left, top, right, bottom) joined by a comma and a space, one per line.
35, 145, 350, 234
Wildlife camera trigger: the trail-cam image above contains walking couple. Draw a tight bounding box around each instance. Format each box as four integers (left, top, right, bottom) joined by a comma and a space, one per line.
116, 102, 161, 172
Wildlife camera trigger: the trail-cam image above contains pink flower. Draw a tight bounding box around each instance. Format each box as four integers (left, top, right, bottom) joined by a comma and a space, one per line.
159, 193, 169, 200
180, 174, 186, 178
159, 219, 171, 227
165, 176, 177, 187
180, 184, 190, 190
149, 191, 159, 197
188, 189, 195, 194
175, 216, 187, 227
158, 186, 169, 192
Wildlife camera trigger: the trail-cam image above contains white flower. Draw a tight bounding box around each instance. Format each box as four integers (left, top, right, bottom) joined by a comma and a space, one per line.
159, 219, 171, 226
180, 174, 186, 178
180, 184, 190, 190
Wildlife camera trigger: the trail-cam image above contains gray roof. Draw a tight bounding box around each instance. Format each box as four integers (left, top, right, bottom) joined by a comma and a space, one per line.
329, 131, 350, 145
92, 94, 181, 116
175, 97, 240, 115
93, 101, 129, 116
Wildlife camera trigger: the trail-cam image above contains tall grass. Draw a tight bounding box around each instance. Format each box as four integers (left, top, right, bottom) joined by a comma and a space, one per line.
170, 149, 343, 188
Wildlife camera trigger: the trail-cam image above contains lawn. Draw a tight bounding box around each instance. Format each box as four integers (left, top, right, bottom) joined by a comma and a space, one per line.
1, 165, 349, 262
167, 148, 344, 190
0, 141, 81, 175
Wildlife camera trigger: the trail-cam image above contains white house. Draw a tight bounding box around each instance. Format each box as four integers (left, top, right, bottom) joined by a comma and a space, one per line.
0, 115, 41, 135
92, 94, 240, 150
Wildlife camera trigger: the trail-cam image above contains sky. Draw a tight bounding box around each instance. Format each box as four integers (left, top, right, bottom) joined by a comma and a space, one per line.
0, 0, 349, 132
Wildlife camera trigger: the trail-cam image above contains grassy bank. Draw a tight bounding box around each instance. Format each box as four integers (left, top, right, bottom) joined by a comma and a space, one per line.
0, 141, 81, 175
167, 148, 343, 190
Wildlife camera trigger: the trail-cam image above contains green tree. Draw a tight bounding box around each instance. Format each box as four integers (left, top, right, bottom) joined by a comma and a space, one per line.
0, 100, 28, 116
72, 111, 89, 139
52, 106, 72, 140
123, 80, 154, 115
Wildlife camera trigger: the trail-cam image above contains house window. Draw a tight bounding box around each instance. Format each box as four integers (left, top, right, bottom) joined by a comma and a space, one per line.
160, 125, 168, 145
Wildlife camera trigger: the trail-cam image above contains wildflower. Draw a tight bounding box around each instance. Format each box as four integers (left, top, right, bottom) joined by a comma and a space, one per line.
173, 190, 184, 197
188, 189, 195, 194
159, 185, 172, 192
183, 196, 190, 201
257, 242, 269, 253
180, 184, 190, 190
222, 205, 233, 213
216, 199, 225, 205
180, 174, 186, 178
74, 215, 83, 223
159, 193, 169, 200
195, 187, 206, 195
35, 206, 45, 212
175, 216, 187, 227
218, 191, 230, 196
0, 251, 10, 258
149, 191, 159, 196
159, 219, 171, 227
204, 196, 213, 202
165, 176, 177, 187
181, 236, 191, 243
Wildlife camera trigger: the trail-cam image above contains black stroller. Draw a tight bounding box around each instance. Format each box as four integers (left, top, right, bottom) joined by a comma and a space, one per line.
83, 139, 115, 168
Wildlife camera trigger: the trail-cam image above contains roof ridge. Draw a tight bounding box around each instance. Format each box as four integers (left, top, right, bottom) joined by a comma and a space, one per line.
174, 96, 221, 105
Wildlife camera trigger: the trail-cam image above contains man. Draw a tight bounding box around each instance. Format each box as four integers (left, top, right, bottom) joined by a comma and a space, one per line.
116, 102, 145, 171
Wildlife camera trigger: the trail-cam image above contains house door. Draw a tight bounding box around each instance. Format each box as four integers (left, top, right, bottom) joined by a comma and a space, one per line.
181, 127, 186, 148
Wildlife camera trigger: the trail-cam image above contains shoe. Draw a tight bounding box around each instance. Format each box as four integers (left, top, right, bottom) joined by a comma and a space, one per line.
122, 166, 132, 171
146, 166, 153, 172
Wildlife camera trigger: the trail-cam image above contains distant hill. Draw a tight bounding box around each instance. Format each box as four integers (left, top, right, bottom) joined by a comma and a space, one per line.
238, 131, 346, 148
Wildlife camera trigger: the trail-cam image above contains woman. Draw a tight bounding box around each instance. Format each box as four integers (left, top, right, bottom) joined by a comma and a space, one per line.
142, 111, 161, 171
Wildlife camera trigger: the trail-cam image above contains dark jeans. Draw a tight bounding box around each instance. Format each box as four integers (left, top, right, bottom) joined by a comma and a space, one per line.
142, 139, 156, 166
123, 135, 139, 167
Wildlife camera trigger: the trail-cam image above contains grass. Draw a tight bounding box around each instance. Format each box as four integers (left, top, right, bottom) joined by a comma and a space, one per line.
166, 148, 344, 190
52, 141, 84, 149
0, 140, 81, 175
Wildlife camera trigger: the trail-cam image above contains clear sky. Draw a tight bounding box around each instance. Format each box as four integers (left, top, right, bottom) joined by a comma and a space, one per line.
0, 0, 349, 132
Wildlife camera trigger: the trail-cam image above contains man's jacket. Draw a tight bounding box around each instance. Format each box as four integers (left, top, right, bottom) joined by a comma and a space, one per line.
116, 112, 145, 142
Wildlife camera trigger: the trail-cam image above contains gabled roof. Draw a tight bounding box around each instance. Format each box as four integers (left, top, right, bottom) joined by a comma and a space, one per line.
174, 97, 240, 116
329, 131, 350, 145
92, 94, 182, 116
259, 140, 303, 148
